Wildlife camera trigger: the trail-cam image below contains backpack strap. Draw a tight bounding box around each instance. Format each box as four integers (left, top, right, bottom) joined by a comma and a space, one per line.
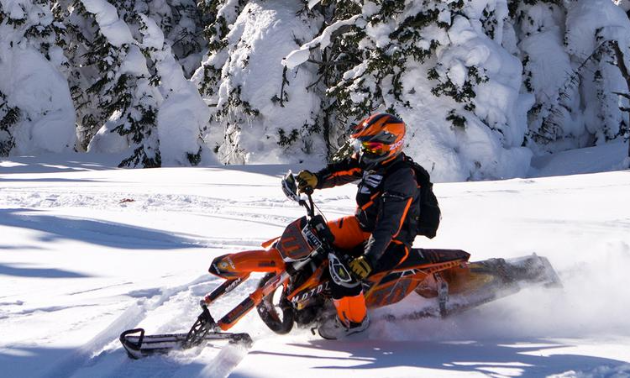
384, 155, 430, 188
383, 155, 414, 180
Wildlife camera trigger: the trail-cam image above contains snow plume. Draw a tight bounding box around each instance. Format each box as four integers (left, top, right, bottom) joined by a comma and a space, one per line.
198, 0, 326, 165
0, 0, 76, 156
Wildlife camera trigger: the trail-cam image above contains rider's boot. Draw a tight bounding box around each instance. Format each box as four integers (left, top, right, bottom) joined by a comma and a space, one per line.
318, 293, 369, 339
318, 314, 370, 340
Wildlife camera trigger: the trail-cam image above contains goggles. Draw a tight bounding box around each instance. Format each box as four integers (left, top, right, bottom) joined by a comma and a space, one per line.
351, 139, 388, 155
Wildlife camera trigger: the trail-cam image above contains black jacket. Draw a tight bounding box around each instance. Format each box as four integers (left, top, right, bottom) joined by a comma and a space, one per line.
315, 153, 420, 264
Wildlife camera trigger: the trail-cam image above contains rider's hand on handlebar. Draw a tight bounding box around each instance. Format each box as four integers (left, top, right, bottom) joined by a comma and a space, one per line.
349, 255, 373, 279
296, 170, 318, 193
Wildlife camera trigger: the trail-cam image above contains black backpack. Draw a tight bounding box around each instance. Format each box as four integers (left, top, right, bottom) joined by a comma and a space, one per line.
388, 156, 441, 239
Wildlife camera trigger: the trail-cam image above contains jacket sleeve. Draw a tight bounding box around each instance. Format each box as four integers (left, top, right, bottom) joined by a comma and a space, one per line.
363, 167, 416, 264
315, 155, 363, 189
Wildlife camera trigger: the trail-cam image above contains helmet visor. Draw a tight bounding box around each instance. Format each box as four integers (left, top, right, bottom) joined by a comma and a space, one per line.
362, 141, 388, 155
352, 138, 388, 155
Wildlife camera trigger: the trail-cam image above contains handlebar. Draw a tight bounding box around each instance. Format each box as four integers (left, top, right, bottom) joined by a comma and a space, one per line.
282, 171, 316, 217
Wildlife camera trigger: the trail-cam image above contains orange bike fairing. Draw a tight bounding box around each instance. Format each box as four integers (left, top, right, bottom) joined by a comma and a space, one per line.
365, 275, 422, 308
287, 263, 328, 300
261, 236, 280, 249
210, 249, 286, 279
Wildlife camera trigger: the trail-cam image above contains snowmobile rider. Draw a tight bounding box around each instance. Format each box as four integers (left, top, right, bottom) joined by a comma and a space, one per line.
296, 113, 420, 340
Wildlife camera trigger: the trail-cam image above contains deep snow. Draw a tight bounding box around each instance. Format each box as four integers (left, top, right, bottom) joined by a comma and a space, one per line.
0, 142, 629, 378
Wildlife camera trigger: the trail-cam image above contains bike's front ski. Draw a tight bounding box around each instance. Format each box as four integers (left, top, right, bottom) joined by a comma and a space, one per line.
120, 328, 252, 359
120, 304, 252, 359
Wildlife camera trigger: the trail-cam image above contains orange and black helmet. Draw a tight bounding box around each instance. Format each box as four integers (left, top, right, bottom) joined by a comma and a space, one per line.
350, 113, 406, 168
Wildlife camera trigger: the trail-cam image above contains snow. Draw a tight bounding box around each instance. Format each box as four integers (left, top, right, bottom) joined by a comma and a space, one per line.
1, 144, 629, 377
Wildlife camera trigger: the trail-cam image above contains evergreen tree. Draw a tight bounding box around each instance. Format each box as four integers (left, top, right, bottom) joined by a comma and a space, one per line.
515, 0, 630, 152
195, 0, 324, 165
0, 0, 76, 156
79, 0, 162, 167
138, 13, 213, 166
53, 0, 110, 151
0, 90, 20, 156
513, 1, 578, 150
290, 0, 531, 180
149, 0, 205, 77
82, 0, 211, 167
196, 0, 248, 98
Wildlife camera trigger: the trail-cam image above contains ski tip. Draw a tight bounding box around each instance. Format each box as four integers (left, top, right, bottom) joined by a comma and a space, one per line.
120, 328, 146, 360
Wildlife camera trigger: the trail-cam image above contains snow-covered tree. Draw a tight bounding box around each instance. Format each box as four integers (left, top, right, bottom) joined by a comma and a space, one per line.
77, 0, 161, 167
0, 90, 20, 155
514, 0, 630, 153
53, 0, 110, 151
286, 0, 533, 181
565, 0, 630, 145
0, 0, 76, 156
195, 0, 245, 98
79, 0, 214, 167
138, 13, 215, 166
148, 0, 205, 78
193, 0, 326, 165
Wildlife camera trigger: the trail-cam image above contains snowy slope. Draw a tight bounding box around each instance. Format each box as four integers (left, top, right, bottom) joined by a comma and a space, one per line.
0, 147, 629, 378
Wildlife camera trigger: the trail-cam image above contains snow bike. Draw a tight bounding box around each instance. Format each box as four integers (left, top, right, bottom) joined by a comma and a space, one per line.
120, 172, 561, 359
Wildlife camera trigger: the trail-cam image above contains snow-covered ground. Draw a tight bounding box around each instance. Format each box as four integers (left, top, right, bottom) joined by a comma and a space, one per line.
1, 142, 629, 378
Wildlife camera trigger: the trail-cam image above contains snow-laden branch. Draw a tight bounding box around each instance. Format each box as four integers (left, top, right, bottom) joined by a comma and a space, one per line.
282, 15, 363, 70
138, 14, 215, 166
81, 0, 134, 47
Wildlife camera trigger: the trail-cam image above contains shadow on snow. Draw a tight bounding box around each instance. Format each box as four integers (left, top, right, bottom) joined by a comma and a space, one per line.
241, 339, 629, 378
0, 208, 201, 250
0, 345, 214, 378
0, 263, 90, 279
